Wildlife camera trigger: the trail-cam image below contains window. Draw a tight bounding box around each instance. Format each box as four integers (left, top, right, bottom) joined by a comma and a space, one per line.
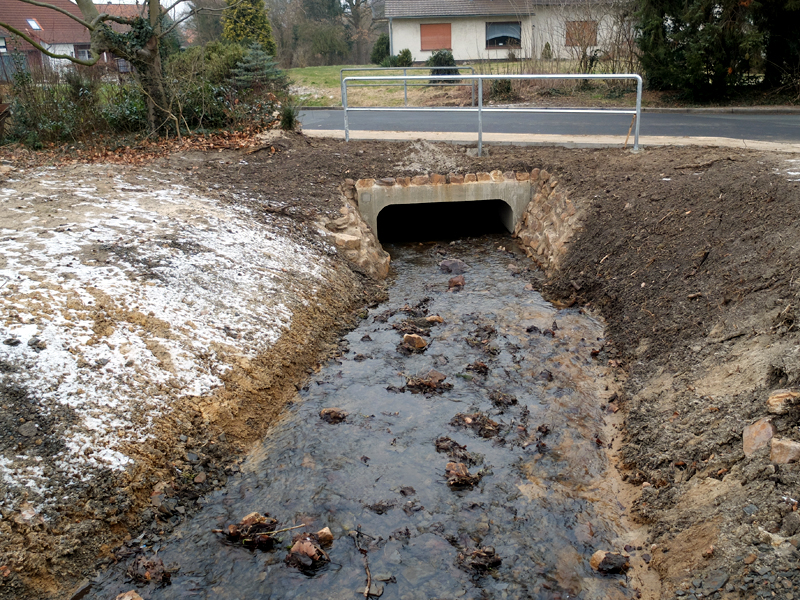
420, 23, 451, 51
26, 19, 42, 30
486, 22, 521, 48
565, 21, 597, 47
75, 44, 91, 60
0, 38, 6, 53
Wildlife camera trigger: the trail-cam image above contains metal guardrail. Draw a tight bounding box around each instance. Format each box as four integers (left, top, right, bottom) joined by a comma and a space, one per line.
341, 73, 643, 156
340, 66, 476, 107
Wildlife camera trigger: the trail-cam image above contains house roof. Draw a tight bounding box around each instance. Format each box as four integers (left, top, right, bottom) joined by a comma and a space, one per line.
93, 3, 144, 34
385, 0, 542, 18
0, 0, 90, 52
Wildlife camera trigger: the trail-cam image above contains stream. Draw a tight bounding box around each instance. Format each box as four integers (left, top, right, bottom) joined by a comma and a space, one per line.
91, 235, 638, 600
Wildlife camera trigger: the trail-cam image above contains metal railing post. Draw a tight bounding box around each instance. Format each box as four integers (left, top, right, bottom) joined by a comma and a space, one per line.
470, 67, 475, 107
342, 78, 349, 142
478, 77, 483, 157
403, 68, 408, 107
634, 74, 642, 152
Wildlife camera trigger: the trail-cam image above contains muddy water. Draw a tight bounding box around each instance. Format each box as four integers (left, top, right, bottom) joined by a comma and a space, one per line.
92, 236, 636, 600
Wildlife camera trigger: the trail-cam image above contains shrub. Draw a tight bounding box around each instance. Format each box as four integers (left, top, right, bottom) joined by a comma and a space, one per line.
279, 100, 299, 130
174, 82, 234, 129
370, 33, 390, 65
7, 63, 106, 146
426, 49, 459, 83
380, 49, 413, 68
541, 42, 553, 60
396, 48, 414, 67
489, 78, 515, 101
101, 82, 148, 133
167, 42, 246, 85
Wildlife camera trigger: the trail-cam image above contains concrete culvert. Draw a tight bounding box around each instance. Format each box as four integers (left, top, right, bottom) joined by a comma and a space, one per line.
377, 199, 513, 242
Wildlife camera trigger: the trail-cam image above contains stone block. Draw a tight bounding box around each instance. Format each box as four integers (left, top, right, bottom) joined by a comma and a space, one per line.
464, 173, 477, 183
539, 169, 550, 182
767, 389, 800, 415
771, 438, 800, 464
376, 177, 396, 186
411, 175, 430, 185
345, 178, 355, 186
448, 174, 464, 184
743, 418, 776, 456
503, 171, 515, 180
333, 233, 361, 250
396, 177, 411, 187
356, 178, 374, 189
344, 188, 355, 199
515, 171, 530, 181
530, 168, 541, 181
490, 170, 504, 181
550, 179, 558, 188
477, 172, 492, 182
430, 173, 446, 185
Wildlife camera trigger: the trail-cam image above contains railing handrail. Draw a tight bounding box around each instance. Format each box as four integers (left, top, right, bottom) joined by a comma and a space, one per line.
341, 73, 643, 155
340, 66, 477, 107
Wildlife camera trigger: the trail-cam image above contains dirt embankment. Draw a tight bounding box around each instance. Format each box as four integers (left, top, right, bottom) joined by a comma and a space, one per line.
539, 148, 800, 597
1, 135, 799, 599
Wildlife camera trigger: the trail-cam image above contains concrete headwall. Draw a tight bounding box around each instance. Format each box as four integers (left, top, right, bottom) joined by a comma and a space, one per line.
342, 168, 583, 274
351, 170, 531, 235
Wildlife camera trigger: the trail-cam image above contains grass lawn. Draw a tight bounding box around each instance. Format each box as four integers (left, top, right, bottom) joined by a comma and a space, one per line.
285, 62, 794, 109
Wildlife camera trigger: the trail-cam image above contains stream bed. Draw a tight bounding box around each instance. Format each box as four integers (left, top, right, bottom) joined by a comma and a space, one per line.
91, 235, 638, 600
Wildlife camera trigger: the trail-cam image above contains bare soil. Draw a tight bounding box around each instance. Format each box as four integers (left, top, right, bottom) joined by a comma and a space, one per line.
1, 134, 799, 599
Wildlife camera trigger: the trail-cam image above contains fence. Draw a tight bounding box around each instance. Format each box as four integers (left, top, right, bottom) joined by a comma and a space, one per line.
341, 73, 643, 156
340, 66, 476, 107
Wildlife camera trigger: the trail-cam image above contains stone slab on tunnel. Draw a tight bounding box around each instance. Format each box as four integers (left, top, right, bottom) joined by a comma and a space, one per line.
353, 171, 532, 237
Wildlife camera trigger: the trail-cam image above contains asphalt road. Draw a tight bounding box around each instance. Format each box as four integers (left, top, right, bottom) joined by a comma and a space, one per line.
299, 108, 800, 143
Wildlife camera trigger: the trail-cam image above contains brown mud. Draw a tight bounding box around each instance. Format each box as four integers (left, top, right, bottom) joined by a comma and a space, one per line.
1, 134, 798, 599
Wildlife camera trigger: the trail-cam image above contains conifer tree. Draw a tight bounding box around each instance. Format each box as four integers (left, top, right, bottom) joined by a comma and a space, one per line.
232, 42, 287, 91
223, 0, 277, 55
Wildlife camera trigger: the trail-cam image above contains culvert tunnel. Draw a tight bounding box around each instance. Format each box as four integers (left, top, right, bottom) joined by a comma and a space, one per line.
353, 173, 531, 242
376, 199, 515, 242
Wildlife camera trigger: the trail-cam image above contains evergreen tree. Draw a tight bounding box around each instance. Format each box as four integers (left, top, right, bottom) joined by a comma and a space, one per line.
637, 0, 763, 99
303, 0, 343, 21
223, 0, 278, 55
232, 42, 287, 92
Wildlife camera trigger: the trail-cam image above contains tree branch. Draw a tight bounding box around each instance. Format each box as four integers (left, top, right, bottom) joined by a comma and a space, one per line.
91, 13, 138, 28
12, 0, 95, 30
0, 21, 99, 65
159, 0, 241, 38
159, 7, 201, 36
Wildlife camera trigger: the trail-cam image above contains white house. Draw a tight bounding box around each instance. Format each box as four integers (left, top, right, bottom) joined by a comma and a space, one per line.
384, 0, 624, 63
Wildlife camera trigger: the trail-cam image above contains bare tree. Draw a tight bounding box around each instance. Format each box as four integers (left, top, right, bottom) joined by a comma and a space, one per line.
341, 0, 374, 64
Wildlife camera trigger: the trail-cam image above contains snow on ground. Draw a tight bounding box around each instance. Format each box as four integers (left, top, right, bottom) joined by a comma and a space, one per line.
0, 163, 336, 514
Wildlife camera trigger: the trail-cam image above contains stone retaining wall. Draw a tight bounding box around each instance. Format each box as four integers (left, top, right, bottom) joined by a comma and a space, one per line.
319, 186, 391, 279
340, 169, 583, 274
513, 168, 583, 272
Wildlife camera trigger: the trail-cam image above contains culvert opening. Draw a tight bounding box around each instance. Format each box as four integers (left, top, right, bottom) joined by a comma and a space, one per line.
376, 199, 513, 242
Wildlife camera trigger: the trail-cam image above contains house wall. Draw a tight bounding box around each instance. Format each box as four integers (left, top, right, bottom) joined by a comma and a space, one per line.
530, 6, 618, 61
392, 16, 535, 62
43, 42, 78, 70
391, 9, 621, 63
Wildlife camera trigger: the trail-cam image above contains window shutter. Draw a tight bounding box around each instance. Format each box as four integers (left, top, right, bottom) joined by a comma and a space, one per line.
420, 23, 451, 51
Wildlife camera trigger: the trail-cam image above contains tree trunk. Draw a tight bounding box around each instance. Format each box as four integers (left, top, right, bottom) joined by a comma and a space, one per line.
136, 38, 173, 133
